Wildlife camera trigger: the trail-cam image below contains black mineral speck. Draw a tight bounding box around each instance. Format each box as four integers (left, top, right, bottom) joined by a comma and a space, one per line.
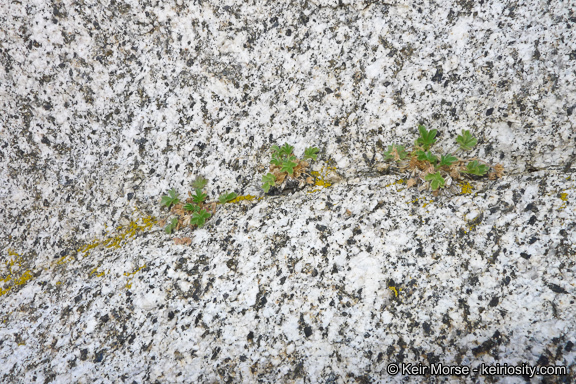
94, 350, 104, 363
304, 326, 312, 337
547, 283, 568, 294
488, 296, 499, 307
422, 322, 431, 335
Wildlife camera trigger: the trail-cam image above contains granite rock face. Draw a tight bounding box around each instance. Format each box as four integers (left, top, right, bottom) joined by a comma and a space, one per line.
1, 0, 575, 383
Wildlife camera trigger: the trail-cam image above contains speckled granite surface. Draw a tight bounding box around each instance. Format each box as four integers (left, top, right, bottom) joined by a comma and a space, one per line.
1, 1, 575, 383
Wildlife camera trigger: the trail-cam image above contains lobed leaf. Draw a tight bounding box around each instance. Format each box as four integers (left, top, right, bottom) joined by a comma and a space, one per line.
262, 173, 276, 193
192, 189, 207, 204
461, 160, 489, 176
218, 192, 238, 204
304, 147, 319, 161
279, 143, 294, 157
184, 203, 200, 213
438, 153, 458, 168
456, 130, 477, 151
190, 210, 211, 228
417, 150, 438, 165
280, 158, 298, 175
164, 218, 178, 234
384, 144, 407, 161
191, 176, 208, 190
415, 125, 437, 150
161, 189, 180, 208
424, 172, 446, 191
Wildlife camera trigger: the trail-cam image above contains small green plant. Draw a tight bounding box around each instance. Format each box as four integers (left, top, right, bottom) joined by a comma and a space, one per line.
280, 155, 298, 175
184, 203, 200, 213
416, 150, 438, 165
219, 192, 238, 204
164, 218, 178, 234
262, 173, 276, 193
160, 176, 236, 236
190, 209, 211, 228
384, 144, 408, 161
456, 130, 478, 151
304, 147, 320, 161
161, 189, 180, 209
261, 143, 319, 193
191, 176, 208, 190
414, 125, 437, 150
461, 160, 489, 176
382, 125, 503, 195
438, 154, 458, 168
192, 189, 207, 204
425, 172, 446, 191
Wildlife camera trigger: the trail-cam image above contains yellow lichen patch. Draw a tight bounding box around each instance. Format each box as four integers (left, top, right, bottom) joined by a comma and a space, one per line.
558, 192, 569, 211
77, 216, 156, 257
388, 286, 401, 297
307, 165, 338, 193
124, 264, 147, 289
1, 250, 35, 297
90, 266, 106, 278
421, 199, 434, 208
55, 255, 74, 265
384, 179, 405, 188
459, 181, 473, 194
229, 195, 264, 204
124, 264, 147, 277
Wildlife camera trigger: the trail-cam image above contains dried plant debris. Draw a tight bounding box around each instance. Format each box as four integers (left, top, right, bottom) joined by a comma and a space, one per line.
262, 143, 319, 196
384, 126, 504, 196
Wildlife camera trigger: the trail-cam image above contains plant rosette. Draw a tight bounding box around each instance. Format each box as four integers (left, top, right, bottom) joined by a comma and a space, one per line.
262, 144, 319, 196
159, 176, 237, 235
384, 126, 504, 196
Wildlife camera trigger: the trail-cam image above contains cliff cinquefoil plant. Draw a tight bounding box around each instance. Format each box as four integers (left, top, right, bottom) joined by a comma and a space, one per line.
160, 176, 237, 234
384, 126, 504, 195
261, 143, 319, 194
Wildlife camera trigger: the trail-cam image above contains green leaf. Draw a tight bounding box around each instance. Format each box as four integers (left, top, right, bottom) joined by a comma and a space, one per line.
456, 130, 477, 151
161, 189, 180, 208
192, 189, 207, 204
270, 145, 280, 155
184, 203, 200, 213
384, 144, 407, 161
280, 157, 298, 175
164, 218, 178, 234
417, 150, 438, 165
461, 160, 489, 176
270, 153, 282, 166
438, 153, 458, 168
218, 192, 238, 204
262, 173, 276, 193
424, 172, 446, 191
190, 210, 211, 228
415, 125, 437, 150
279, 143, 294, 157
304, 147, 319, 161
191, 176, 208, 190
